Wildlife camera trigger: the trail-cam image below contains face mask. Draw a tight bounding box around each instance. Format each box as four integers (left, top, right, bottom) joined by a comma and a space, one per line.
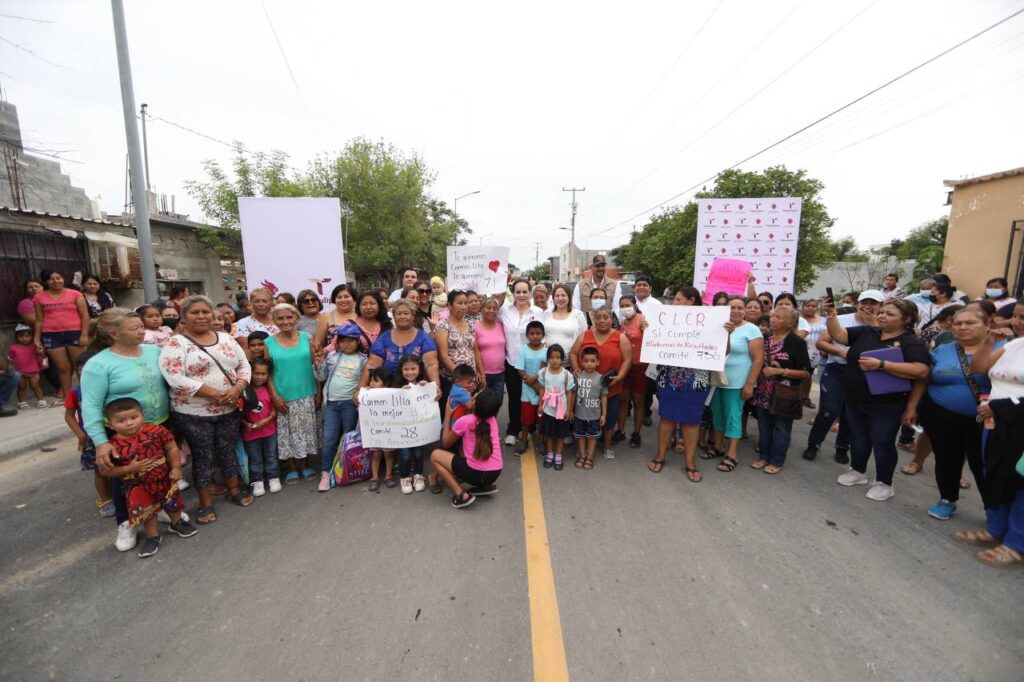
163, 317, 179, 329
986, 288, 1005, 298
918, 291, 931, 301
620, 307, 636, 319
591, 299, 606, 310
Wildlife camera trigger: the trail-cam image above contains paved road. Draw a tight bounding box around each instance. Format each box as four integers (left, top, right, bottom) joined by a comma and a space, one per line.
1, 405, 1022, 681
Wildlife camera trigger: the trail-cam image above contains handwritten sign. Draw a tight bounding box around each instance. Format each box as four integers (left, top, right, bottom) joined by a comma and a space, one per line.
640, 305, 729, 371
357, 382, 441, 449
706, 257, 751, 296
447, 245, 510, 295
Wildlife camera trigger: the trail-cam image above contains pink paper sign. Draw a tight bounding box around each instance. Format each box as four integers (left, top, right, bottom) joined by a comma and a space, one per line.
706, 258, 751, 296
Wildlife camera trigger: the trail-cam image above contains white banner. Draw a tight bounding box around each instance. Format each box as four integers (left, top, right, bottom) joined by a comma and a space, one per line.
694, 198, 802, 298
357, 382, 442, 449
640, 305, 729, 371
447, 245, 510, 295
238, 197, 345, 310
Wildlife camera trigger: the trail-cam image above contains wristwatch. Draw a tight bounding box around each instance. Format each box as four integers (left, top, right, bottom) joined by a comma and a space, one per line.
879, 359, 887, 370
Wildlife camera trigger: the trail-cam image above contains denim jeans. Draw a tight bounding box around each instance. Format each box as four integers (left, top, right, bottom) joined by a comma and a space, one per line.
987, 489, 1024, 553
807, 363, 850, 450
485, 372, 505, 408
321, 399, 358, 472
0, 368, 21, 407
756, 406, 794, 467
398, 446, 425, 477
845, 397, 904, 485
244, 434, 280, 482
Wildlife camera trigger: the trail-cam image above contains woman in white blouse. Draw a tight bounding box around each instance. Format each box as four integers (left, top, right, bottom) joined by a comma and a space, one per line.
544, 284, 587, 353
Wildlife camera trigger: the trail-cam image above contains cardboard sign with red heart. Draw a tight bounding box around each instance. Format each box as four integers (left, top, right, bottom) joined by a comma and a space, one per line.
447, 245, 510, 295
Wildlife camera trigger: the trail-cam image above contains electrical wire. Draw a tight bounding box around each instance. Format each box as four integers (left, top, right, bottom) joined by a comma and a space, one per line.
585, 5, 1024, 240
260, 0, 322, 146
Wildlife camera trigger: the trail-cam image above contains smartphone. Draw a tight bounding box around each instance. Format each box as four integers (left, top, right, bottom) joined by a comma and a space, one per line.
825, 287, 835, 305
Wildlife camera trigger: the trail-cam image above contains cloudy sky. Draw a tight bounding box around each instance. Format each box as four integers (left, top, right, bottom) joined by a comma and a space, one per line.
3, 0, 1023, 273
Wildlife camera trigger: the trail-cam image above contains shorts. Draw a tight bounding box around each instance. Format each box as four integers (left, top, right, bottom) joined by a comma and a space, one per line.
573, 417, 601, 440
41, 330, 81, 350
80, 439, 97, 471
520, 401, 539, 427
628, 364, 650, 394
538, 413, 571, 439
451, 455, 501, 487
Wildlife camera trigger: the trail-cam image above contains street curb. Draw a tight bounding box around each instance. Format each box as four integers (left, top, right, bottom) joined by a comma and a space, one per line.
0, 421, 69, 462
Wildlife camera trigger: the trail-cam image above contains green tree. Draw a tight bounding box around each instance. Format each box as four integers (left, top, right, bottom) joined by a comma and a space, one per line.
614, 166, 836, 294
185, 138, 468, 288
890, 216, 948, 286
526, 262, 551, 281
830, 236, 868, 262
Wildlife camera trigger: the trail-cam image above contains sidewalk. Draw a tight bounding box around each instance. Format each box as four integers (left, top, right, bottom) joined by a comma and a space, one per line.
0, 403, 70, 460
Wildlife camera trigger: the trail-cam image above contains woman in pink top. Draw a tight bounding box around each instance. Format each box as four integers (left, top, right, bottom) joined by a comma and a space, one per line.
429, 388, 503, 509
474, 297, 507, 406
32, 269, 89, 402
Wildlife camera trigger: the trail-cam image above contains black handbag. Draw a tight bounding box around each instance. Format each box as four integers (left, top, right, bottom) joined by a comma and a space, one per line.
181, 333, 259, 411
768, 379, 803, 420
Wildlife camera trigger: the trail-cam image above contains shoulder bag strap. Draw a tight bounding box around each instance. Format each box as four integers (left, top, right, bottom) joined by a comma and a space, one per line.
180, 333, 236, 386
954, 343, 983, 405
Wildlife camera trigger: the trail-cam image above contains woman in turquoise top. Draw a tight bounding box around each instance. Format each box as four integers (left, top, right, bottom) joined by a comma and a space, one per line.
710, 296, 764, 471
266, 303, 323, 484
81, 307, 172, 552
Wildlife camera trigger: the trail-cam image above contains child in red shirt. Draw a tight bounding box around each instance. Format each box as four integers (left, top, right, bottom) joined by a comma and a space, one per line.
101, 398, 198, 558
8, 324, 46, 409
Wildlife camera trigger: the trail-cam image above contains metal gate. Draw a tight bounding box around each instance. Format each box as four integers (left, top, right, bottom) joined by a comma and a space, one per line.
0, 230, 89, 323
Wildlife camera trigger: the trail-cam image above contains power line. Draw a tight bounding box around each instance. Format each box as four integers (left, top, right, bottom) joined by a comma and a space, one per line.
0, 12, 54, 23
575, 0, 727, 181
586, 5, 1024, 240
260, 0, 322, 146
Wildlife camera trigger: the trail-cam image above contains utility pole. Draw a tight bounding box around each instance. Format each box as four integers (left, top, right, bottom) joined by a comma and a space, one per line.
111, 0, 158, 302
562, 187, 585, 281
139, 103, 151, 191
534, 241, 542, 272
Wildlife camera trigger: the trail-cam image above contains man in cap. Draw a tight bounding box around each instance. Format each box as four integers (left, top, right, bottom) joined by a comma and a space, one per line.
802, 289, 883, 464
571, 254, 622, 314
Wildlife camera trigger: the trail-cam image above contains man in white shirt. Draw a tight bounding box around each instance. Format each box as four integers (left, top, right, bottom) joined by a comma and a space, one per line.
388, 268, 420, 303
571, 254, 622, 313
631, 275, 663, 315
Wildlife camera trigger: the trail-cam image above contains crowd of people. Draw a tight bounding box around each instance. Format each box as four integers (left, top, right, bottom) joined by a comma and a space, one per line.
1, 262, 1022, 569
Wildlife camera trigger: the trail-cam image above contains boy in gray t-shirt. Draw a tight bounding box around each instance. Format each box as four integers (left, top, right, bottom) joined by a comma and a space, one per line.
573, 347, 608, 469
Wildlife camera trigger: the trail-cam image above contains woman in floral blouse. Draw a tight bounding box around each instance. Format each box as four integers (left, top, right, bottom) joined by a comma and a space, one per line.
433, 290, 485, 410
160, 296, 253, 524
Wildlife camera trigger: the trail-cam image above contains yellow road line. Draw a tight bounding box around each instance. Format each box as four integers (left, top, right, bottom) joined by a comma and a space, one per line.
520, 446, 570, 682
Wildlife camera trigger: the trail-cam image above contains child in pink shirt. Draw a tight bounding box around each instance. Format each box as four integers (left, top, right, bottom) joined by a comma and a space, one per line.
9, 324, 46, 408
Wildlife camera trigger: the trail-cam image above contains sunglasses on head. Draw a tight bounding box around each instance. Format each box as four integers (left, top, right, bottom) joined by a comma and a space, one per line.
417, 288, 430, 293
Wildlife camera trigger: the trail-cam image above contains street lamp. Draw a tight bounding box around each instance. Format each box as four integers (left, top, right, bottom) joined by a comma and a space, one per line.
478, 232, 494, 245
453, 190, 481, 217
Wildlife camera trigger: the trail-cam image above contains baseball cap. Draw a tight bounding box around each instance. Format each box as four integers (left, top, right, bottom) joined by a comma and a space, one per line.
592, 254, 607, 265
14, 323, 31, 333
858, 289, 884, 302
335, 322, 362, 340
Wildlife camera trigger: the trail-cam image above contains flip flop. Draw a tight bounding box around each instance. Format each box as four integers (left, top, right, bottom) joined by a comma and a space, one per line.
648, 459, 665, 473
977, 544, 1024, 568
195, 506, 217, 525
685, 467, 702, 483
284, 472, 300, 485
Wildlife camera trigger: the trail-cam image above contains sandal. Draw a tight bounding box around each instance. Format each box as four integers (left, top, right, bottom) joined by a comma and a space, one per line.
575, 456, 585, 469
283, 472, 300, 486
301, 468, 317, 481
977, 544, 1024, 568
648, 458, 665, 473
582, 457, 593, 470
955, 529, 998, 546
900, 461, 922, 476
17, 401, 29, 410
700, 448, 725, 460
368, 479, 381, 492
553, 455, 563, 471
763, 464, 783, 475
428, 473, 443, 494
717, 456, 738, 472
685, 467, 702, 483
750, 459, 768, 470
960, 477, 971, 490
230, 489, 255, 507
195, 506, 217, 525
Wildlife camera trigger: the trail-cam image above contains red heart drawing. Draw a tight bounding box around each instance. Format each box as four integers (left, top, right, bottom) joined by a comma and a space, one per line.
755, 218, 761, 225
735, 233, 741, 240
723, 219, 729, 225
787, 218, 793, 224
771, 203, 777, 209
706, 204, 713, 210
766, 262, 773, 268
753, 247, 759, 254
488, 260, 500, 272
784, 247, 791, 254
738, 203, 744, 210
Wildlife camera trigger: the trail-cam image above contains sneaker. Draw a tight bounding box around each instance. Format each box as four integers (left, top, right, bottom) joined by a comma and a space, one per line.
629, 432, 642, 448
317, 473, 331, 492
413, 474, 426, 492
400, 477, 414, 494
543, 453, 554, 468
928, 499, 957, 520
834, 448, 850, 465
98, 500, 116, 518
167, 518, 198, 538
504, 434, 518, 446
176, 479, 190, 492
137, 535, 161, 558
866, 481, 895, 501
268, 477, 282, 493
252, 480, 266, 497
0, 406, 17, 417
157, 509, 190, 524
802, 445, 819, 461
643, 415, 653, 427
468, 484, 498, 496
115, 521, 137, 552
452, 492, 476, 509
514, 439, 528, 456
837, 469, 869, 486
612, 430, 626, 444
604, 448, 616, 460
36, 399, 48, 409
